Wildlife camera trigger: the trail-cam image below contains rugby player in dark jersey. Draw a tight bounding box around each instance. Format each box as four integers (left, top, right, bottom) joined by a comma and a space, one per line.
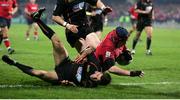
1, 9, 111, 88
86, 4, 105, 39
131, 0, 154, 55
52, 0, 112, 53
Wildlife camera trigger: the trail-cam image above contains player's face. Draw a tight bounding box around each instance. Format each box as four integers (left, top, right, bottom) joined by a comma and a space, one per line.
90, 71, 103, 81
116, 39, 126, 48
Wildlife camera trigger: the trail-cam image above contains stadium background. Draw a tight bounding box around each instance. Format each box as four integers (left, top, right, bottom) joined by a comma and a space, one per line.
14, 0, 180, 27
0, 0, 180, 99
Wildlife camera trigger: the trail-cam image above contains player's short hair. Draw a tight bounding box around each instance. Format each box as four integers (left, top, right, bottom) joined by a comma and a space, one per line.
116, 50, 133, 65
116, 26, 128, 40
99, 72, 111, 85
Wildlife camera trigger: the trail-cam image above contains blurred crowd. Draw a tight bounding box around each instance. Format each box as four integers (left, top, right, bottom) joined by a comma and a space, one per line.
13, 0, 180, 24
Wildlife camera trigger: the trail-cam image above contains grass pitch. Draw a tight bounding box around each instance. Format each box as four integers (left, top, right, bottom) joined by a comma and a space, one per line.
0, 24, 180, 99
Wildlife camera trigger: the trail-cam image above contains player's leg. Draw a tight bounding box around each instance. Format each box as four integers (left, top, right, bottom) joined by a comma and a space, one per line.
31, 8, 68, 65
85, 32, 101, 49
131, 22, 144, 55
145, 26, 153, 55
25, 24, 32, 40
1, 26, 15, 54
128, 19, 136, 36
2, 55, 59, 84
33, 23, 39, 40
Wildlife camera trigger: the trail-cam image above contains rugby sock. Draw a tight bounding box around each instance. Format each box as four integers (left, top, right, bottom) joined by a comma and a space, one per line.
36, 19, 54, 39
146, 37, 151, 50
132, 38, 138, 49
2, 55, 33, 76
14, 62, 34, 76
3, 38, 10, 48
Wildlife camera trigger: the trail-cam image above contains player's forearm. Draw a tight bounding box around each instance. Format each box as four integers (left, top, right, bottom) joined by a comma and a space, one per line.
108, 66, 130, 76
52, 15, 69, 27
96, 0, 106, 10
12, 7, 18, 15
135, 9, 150, 14
81, 46, 95, 55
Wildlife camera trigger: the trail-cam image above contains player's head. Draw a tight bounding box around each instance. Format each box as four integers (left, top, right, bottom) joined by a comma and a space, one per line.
115, 26, 129, 47
143, 0, 151, 3
30, 0, 36, 3
90, 71, 111, 85
115, 50, 133, 65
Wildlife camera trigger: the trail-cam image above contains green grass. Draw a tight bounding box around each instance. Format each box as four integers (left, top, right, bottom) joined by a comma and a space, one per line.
0, 24, 180, 99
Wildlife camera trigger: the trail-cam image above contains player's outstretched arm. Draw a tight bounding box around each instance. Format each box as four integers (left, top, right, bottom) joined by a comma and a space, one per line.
108, 66, 144, 77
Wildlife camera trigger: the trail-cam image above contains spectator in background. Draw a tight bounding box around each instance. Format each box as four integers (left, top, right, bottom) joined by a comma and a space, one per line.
24, 0, 39, 40
0, 0, 18, 54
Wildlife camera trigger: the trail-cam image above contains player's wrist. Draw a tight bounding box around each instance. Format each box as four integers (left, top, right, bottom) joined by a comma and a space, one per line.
63, 22, 68, 27
101, 5, 106, 10
130, 71, 142, 77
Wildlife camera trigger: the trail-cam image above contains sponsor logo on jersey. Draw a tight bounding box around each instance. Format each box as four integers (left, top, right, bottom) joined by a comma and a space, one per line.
76, 66, 83, 82
105, 51, 111, 58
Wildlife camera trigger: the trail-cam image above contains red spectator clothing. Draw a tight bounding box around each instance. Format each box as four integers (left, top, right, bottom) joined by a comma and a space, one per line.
0, 0, 18, 19
25, 2, 38, 18
94, 29, 127, 70
129, 5, 138, 20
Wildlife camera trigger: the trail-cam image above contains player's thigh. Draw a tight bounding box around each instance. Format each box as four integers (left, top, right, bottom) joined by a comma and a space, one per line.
51, 35, 68, 65
145, 26, 153, 37
45, 71, 58, 81
33, 23, 38, 29
86, 32, 101, 48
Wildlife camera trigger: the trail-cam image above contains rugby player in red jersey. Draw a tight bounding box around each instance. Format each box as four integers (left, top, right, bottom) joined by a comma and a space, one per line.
75, 26, 144, 77
128, 4, 138, 37
0, 0, 18, 54
24, 0, 39, 40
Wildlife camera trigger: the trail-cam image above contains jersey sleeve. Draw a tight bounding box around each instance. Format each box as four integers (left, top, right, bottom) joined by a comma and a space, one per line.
102, 58, 115, 71
12, 0, 18, 8
85, 0, 98, 6
136, 1, 141, 10
53, 0, 65, 16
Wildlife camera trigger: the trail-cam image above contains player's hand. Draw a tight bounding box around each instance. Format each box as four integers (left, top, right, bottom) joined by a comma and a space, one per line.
74, 54, 87, 64
60, 80, 75, 86
102, 6, 112, 15
130, 71, 144, 78
66, 24, 78, 33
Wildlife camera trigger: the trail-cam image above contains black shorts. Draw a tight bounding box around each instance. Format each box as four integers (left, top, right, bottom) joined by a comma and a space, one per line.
0, 17, 11, 29
130, 18, 137, 26
91, 16, 103, 32
25, 18, 34, 25
91, 21, 103, 32
65, 24, 93, 47
55, 57, 75, 81
136, 18, 152, 32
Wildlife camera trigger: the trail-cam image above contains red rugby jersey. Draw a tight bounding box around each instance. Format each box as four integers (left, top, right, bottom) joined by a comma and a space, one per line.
94, 29, 127, 69
0, 0, 18, 19
129, 5, 138, 20
25, 2, 38, 13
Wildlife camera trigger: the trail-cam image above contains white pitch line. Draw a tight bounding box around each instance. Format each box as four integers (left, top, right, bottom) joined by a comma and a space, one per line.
0, 82, 180, 88
112, 82, 180, 86
0, 85, 43, 88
